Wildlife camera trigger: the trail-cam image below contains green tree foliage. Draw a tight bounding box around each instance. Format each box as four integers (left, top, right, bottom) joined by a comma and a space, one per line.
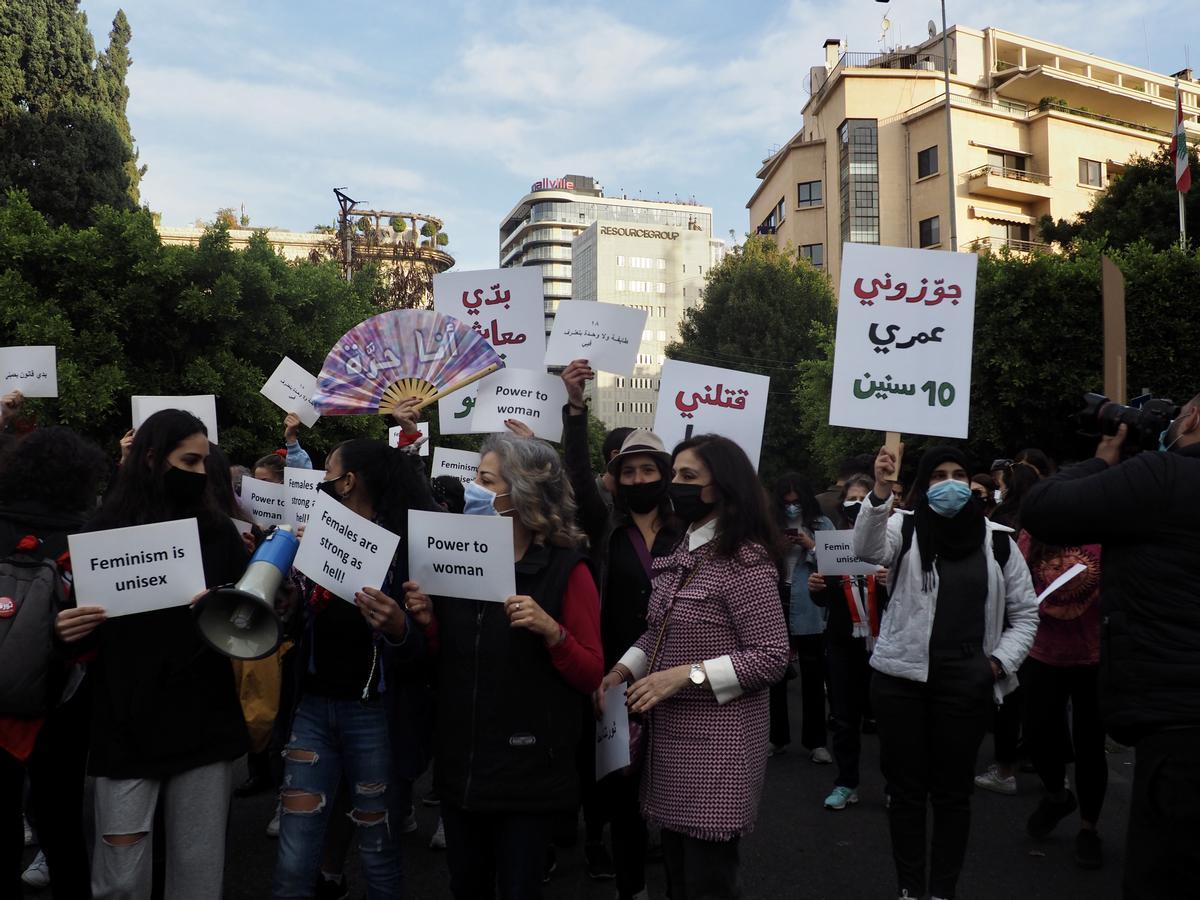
666, 237, 836, 479
0, 1, 142, 226
1039, 145, 1200, 251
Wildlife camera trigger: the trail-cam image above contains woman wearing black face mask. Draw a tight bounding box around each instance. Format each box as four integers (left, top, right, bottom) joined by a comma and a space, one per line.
53, 409, 250, 899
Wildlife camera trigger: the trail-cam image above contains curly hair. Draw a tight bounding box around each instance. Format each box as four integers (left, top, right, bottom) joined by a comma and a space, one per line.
0, 426, 108, 512
479, 434, 587, 550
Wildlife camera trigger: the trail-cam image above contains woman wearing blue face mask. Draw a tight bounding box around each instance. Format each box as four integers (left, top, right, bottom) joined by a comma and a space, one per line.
853, 445, 1039, 900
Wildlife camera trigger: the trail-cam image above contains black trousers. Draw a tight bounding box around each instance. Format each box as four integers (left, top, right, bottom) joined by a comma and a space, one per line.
1024, 658, 1107, 823
769, 633, 827, 750
827, 637, 872, 789
1123, 729, 1200, 900
872, 653, 994, 900
441, 805, 552, 900
660, 828, 740, 900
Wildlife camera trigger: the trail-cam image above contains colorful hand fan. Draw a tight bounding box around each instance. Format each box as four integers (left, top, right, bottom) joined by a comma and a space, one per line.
313, 310, 504, 415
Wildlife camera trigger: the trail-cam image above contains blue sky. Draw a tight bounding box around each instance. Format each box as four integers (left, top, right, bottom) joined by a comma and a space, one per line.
79, 0, 1196, 270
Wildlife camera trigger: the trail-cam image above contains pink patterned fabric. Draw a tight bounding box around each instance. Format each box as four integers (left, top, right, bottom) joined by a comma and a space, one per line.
634, 538, 789, 841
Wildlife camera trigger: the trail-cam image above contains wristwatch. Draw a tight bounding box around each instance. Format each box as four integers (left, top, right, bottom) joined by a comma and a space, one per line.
689, 663, 707, 686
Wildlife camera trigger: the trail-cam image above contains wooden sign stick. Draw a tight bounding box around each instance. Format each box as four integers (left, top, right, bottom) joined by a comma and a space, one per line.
884, 431, 905, 481
1101, 256, 1127, 404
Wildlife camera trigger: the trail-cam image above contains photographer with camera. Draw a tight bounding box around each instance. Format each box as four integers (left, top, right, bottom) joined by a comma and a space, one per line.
1021, 393, 1200, 900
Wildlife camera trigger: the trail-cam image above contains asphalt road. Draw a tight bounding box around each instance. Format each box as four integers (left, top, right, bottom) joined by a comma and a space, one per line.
22, 685, 1131, 898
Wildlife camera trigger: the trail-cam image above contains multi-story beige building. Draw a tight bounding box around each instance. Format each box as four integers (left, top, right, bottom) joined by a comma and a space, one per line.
748, 25, 1200, 286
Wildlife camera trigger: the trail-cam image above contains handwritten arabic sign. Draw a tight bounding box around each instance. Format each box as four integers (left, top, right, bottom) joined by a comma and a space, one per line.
815, 530, 880, 576
132, 395, 219, 445
652, 359, 769, 469
407, 510, 515, 603
433, 267, 545, 434
431, 447, 481, 486
0, 346, 57, 397
595, 683, 632, 779
260, 357, 320, 427
544, 300, 646, 376
470, 369, 567, 442
829, 244, 977, 439
292, 490, 401, 603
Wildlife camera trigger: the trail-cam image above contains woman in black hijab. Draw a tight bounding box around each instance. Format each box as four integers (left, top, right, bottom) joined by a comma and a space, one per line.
853, 445, 1039, 900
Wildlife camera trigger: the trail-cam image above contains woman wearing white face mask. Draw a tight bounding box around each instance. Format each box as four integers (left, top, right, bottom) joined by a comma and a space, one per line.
854, 445, 1039, 900
403, 434, 603, 900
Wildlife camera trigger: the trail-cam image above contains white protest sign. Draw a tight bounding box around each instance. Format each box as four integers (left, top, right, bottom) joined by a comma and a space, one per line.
1037, 563, 1088, 604
132, 395, 219, 445
388, 422, 430, 456
233, 519, 255, 539
407, 510, 515, 603
545, 300, 646, 376
293, 490, 401, 602
469, 369, 567, 442
829, 243, 978, 439
595, 683, 632, 779
0, 346, 57, 397
433, 267, 545, 433
431, 447, 480, 486
815, 529, 879, 576
69, 518, 206, 618
239, 475, 289, 529
652, 359, 770, 469
260, 357, 321, 427
284, 467, 326, 529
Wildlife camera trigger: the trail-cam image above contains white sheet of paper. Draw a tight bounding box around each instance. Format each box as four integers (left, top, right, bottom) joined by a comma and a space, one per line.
829, 243, 978, 439
652, 359, 770, 468
69, 518, 206, 618
595, 683, 632, 780
545, 301, 647, 376
431, 448, 481, 486
389, 423, 430, 456
293, 491, 401, 603
0, 346, 58, 397
815, 530, 879, 576
407, 510, 515, 603
232, 519, 254, 539
283, 467, 326, 529
239, 476, 289, 529
132, 395, 219, 445
469, 369, 567, 442
1036, 563, 1088, 604
433, 267, 545, 434
260, 357, 321, 427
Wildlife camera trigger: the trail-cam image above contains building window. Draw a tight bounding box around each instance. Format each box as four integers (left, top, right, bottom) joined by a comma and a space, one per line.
839, 119, 880, 244
757, 210, 777, 235
776, 197, 786, 224
988, 150, 1027, 177
917, 145, 939, 179
657, 330, 667, 341
797, 180, 822, 207
615, 279, 625, 291
657, 258, 666, 269
616, 255, 625, 267
656, 283, 666, 294
919, 216, 941, 248
799, 243, 824, 267
1079, 158, 1103, 187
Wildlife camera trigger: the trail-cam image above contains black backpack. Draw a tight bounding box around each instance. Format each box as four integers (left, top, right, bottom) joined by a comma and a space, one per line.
0, 537, 69, 716
896, 514, 1012, 579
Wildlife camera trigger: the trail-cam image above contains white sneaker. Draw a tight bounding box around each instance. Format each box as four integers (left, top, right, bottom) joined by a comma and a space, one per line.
429, 818, 446, 850
265, 802, 281, 838
809, 747, 833, 764
975, 764, 1017, 795
23, 815, 34, 847
22, 850, 50, 888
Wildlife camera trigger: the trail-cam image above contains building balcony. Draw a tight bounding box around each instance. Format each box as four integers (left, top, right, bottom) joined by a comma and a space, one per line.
965, 164, 1054, 201
971, 236, 1048, 255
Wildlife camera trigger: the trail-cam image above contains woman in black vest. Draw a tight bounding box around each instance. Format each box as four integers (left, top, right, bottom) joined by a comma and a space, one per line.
404, 433, 604, 899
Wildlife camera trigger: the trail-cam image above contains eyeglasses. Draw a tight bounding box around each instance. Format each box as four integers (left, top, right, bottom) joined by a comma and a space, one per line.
989, 458, 1013, 471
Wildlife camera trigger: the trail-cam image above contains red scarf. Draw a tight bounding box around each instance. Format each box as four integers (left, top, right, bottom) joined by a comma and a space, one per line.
840, 575, 881, 647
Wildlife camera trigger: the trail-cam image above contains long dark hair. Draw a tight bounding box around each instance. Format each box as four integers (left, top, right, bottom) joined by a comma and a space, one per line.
772, 472, 822, 529
672, 434, 782, 564
97, 410, 219, 527
205, 442, 252, 522
993, 458, 1044, 530
0, 426, 107, 513
330, 438, 433, 537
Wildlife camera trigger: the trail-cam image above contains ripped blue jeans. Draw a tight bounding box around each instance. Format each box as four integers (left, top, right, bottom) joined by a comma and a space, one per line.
272, 695, 400, 899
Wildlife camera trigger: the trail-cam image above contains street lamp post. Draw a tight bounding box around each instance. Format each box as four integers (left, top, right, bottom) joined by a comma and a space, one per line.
878, 0, 958, 250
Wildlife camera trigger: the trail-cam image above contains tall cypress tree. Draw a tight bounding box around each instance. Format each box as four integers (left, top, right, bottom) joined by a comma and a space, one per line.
0, 1, 142, 226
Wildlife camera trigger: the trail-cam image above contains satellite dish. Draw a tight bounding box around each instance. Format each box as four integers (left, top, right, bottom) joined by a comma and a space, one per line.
928, 19, 938, 39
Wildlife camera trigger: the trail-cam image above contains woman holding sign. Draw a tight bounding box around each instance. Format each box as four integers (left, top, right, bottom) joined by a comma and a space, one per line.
598, 434, 790, 900
854, 445, 1038, 900
53, 409, 251, 900
403, 433, 603, 900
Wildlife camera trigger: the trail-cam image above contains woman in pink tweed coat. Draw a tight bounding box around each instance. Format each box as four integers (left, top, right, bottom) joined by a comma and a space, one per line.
601, 434, 791, 899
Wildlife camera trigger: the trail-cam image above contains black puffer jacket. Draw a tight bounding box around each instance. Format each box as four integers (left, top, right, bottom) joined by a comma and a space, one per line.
1021, 444, 1200, 744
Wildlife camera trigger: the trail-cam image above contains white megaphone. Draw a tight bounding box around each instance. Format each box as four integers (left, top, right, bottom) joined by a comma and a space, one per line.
193, 524, 299, 660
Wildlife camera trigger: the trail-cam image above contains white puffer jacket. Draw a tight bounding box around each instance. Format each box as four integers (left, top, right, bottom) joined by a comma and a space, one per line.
853, 494, 1039, 702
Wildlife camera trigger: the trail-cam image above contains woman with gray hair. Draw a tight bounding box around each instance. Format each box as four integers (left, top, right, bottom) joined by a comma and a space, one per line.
404, 434, 603, 899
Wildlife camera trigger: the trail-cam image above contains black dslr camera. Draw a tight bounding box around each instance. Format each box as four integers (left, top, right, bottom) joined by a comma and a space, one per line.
1078, 393, 1179, 452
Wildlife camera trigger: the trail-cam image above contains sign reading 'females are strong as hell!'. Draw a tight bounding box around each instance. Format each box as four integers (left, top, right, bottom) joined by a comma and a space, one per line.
829, 243, 978, 439
653, 359, 770, 469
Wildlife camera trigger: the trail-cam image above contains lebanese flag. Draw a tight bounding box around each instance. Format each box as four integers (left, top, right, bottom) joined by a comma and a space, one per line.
1174, 82, 1193, 194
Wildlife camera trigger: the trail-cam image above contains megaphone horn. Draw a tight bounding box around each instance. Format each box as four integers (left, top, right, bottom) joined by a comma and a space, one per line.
193, 524, 300, 660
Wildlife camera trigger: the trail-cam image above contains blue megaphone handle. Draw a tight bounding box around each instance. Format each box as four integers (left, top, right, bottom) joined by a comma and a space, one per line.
251, 526, 301, 574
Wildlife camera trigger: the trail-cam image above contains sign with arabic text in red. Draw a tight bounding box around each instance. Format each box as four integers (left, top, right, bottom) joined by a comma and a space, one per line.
652, 359, 769, 469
